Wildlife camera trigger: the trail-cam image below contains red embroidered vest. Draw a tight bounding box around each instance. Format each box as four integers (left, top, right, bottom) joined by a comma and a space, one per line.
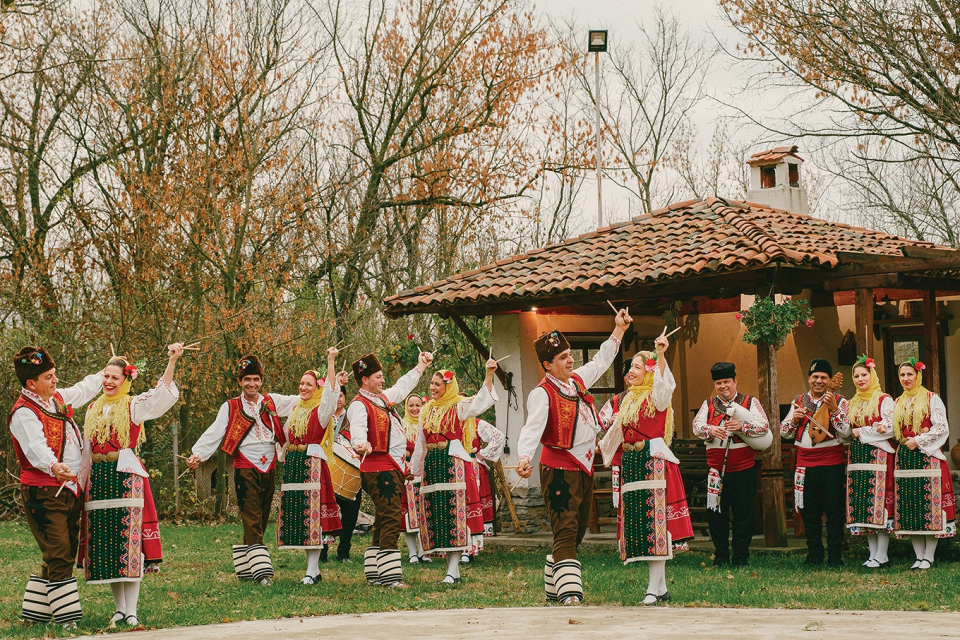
286, 406, 328, 447
353, 393, 392, 453
9, 392, 75, 487
538, 374, 596, 450
704, 394, 756, 473
423, 406, 464, 447
850, 394, 891, 430
220, 395, 284, 456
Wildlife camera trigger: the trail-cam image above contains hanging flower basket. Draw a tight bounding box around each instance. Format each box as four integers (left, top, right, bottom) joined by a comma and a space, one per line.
737, 296, 814, 348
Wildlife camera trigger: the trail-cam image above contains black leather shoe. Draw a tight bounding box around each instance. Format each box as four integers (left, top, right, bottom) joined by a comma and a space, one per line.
712, 556, 729, 567
657, 591, 671, 603
804, 555, 824, 566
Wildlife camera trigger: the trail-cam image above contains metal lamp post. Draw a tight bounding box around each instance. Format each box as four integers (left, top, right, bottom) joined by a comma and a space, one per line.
588, 30, 608, 229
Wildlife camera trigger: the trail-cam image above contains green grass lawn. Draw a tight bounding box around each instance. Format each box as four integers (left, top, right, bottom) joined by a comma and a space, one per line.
1, 520, 959, 638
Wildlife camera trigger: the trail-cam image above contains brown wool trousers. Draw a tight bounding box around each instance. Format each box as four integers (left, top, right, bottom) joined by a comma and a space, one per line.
362, 470, 405, 551
540, 466, 594, 562
21, 486, 82, 581
235, 467, 276, 545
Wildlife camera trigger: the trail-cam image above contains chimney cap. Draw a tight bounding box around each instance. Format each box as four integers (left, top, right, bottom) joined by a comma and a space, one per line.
746, 145, 803, 166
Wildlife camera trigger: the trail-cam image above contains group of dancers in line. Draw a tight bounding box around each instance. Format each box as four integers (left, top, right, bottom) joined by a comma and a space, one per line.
8, 307, 956, 628
10, 342, 507, 629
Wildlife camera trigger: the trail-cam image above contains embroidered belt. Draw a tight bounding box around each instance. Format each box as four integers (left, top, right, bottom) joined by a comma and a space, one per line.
91, 451, 120, 463
287, 445, 308, 452
623, 442, 646, 452
426, 441, 449, 451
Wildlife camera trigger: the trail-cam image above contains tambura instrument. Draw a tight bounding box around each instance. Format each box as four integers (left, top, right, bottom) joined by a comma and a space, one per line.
328, 441, 362, 500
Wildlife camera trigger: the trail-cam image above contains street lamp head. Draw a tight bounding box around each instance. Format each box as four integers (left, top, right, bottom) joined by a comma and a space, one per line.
588, 29, 608, 53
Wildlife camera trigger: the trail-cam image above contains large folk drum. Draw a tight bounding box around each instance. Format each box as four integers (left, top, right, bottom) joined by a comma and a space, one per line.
328, 441, 362, 500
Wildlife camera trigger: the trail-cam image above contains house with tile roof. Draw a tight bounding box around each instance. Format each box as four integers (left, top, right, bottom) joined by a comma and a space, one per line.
383, 149, 960, 545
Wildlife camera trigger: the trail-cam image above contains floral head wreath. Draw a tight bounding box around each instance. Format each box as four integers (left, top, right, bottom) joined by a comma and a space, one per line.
905, 357, 925, 371
644, 352, 658, 372
854, 354, 876, 369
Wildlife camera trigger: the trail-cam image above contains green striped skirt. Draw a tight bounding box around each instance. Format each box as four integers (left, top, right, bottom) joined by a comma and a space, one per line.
83, 460, 145, 583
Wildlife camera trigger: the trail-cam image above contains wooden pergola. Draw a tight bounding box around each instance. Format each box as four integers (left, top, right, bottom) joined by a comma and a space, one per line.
384, 197, 960, 545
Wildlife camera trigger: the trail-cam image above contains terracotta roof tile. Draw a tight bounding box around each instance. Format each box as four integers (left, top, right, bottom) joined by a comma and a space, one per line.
382, 199, 951, 314
747, 146, 803, 165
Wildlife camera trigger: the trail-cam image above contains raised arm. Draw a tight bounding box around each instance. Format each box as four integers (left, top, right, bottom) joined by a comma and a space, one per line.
57, 371, 104, 408
383, 351, 432, 404
572, 309, 631, 388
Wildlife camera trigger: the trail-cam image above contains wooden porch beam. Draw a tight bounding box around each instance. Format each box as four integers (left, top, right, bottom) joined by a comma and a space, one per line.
833, 251, 960, 276
854, 288, 874, 358
447, 313, 510, 390
922, 291, 941, 394
822, 273, 899, 292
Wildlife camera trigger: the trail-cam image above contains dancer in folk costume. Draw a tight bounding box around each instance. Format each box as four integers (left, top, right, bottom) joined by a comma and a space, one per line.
691, 362, 768, 567
276, 347, 347, 584
410, 361, 498, 583
892, 358, 956, 569
187, 356, 301, 585
780, 358, 851, 566
471, 417, 505, 539
598, 362, 642, 529
516, 308, 632, 605
845, 356, 896, 568
81, 345, 184, 628
598, 332, 693, 606
401, 393, 429, 563
10, 347, 103, 629
330, 386, 363, 563
349, 351, 433, 588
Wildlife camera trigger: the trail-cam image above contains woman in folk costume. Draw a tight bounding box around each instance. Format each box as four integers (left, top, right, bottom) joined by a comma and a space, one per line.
410, 358, 499, 584
892, 358, 956, 569
845, 356, 896, 568
81, 344, 184, 628
460, 416, 506, 563
401, 393, 430, 564
276, 346, 346, 584
598, 330, 692, 606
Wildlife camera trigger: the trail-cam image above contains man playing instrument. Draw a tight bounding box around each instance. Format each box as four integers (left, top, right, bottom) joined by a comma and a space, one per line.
780, 358, 851, 566
692, 362, 769, 567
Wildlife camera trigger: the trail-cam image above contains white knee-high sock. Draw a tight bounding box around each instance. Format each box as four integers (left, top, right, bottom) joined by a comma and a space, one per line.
875, 532, 890, 563
123, 581, 141, 619
866, 535, 878, 561
924, 536, 938, 562
111, 583, 126, 614
306, 549, 321, 577
911, 537, 925, 561
446, 552, 461, 579
647, 560, 666, 596
405, 533, 419, 558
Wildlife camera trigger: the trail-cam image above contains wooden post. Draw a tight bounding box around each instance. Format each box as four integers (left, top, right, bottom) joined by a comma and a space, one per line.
922, 290, 941, 394
854, 288, 874, 358
758, 341, 787, 547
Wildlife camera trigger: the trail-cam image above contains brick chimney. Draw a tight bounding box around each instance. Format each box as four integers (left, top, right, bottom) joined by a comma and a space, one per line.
745, 145, 808, 214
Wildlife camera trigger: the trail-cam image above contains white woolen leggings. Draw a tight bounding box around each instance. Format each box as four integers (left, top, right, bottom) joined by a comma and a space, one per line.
110, 580, 141, 617
305, 549, 321, 577
646, 560, 667, 596
911, 535, 938, 561
867, 532, 890, 562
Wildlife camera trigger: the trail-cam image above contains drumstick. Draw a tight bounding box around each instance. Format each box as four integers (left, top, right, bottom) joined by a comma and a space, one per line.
177, 467, 192, 481
494, 355, 511, 363
55, 481, 68, 497
665, 326, 681, 339
510, 477, 524, 492
605, 300, 618, 314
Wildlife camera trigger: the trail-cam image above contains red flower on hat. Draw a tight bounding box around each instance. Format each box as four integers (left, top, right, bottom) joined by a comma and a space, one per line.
644, 358, 657, 372
442, 370, 454, 384
864, 358, 876, 369
124, 364, 139, 380
915, 361, 926, 371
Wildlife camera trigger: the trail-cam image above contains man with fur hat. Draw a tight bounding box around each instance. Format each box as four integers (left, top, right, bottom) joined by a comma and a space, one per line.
515, 308, 632, 604
780, 358, 851, 566
692, 362, 769, 567
9, 346, 104, 629
187, 355, 301, 585
348, 350, 433, 588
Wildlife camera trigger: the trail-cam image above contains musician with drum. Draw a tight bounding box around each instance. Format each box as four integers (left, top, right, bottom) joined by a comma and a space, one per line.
692, 362, 770, 567
327, 385, 363, 563
780, 358, 851, 567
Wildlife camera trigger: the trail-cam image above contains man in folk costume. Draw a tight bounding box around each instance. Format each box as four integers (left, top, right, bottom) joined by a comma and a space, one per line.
348, 350, 433, 588
409, 362, 498, 584
691, 362, 769, 567
9, 346, 103, 629
330, 385, 363, 563
516, 308, 632, 605
187, 356, 301, 585
780, 358, 851, 566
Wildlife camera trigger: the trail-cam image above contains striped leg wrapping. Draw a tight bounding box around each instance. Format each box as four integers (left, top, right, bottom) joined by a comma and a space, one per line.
553, 559, 583, 603
364, 546, 380, 584
544, 555, 558, 602
377, 549, 403, 586
21, 575, 51, 623
232, 545, 252, 581
47, 577, 82, 623
245, 544, 274, 582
